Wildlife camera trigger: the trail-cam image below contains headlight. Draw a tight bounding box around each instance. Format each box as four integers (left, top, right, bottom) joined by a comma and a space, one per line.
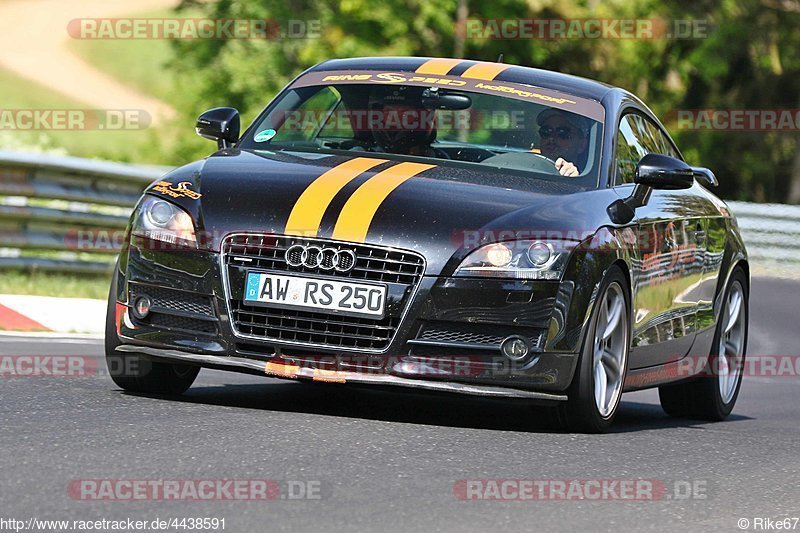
131, 195, 197, 247
454, 239, 576, 280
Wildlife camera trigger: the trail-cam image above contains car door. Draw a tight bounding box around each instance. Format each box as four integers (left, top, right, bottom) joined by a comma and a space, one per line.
614, 112, 706, 369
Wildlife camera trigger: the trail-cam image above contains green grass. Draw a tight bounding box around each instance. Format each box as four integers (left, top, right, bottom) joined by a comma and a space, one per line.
64, 6, 214, 166
0, 64, 167, 163
0, 269, 111, 300
0, 65, 82, 109
0, 4, 201, 164
66, 7, 199, 108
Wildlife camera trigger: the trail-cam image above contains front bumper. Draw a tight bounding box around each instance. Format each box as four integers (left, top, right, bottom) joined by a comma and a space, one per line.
115, 238, 583, 396
115, 344, 567, 401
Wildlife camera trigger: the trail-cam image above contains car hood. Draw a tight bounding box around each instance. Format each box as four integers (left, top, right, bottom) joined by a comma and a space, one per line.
155, 149, 617, 275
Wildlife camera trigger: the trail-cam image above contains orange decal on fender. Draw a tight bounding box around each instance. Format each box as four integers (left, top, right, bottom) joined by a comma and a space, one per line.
150, 180, 202, 200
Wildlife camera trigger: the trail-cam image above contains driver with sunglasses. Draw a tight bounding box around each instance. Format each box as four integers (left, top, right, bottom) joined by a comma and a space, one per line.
536, 109, 589, 177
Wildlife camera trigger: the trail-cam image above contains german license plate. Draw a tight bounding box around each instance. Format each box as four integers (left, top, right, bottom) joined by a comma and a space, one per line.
244, 272, 386, 318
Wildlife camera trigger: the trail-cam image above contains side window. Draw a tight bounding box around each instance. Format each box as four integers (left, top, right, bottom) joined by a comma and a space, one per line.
642, 119, 679, 158
273, 86, 348, 142
616, 114, 648, 184
615, 113, 679, 185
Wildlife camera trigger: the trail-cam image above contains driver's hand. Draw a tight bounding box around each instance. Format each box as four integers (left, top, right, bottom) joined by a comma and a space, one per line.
555, 158, 579, 177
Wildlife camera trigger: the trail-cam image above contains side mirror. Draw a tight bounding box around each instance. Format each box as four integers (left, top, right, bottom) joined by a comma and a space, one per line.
691, 166, 718, 188
607, 154, 695, 224
635, 153, 694, 190
196, 107, 240, 149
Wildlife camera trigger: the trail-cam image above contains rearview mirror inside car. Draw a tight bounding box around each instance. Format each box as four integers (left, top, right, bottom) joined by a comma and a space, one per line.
421, 88, 472, 110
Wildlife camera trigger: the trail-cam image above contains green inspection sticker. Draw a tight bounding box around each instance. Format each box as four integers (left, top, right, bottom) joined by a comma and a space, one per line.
254, 129, 276, 142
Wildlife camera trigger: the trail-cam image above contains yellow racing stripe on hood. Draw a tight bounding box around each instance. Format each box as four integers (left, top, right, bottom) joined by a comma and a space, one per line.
332, 161, 435, 242
284, 157, 388, 237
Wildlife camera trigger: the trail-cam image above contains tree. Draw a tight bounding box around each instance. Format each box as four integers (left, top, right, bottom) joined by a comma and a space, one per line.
168, 0, 800, 203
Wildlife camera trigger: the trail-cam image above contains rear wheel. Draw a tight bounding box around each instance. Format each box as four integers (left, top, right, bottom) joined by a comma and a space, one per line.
105, 263, 199, 395
659, 267, 748, 420
557, 265, 631, 433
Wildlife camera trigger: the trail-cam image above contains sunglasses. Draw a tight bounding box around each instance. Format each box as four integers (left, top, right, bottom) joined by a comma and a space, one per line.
539, 126, 576, 141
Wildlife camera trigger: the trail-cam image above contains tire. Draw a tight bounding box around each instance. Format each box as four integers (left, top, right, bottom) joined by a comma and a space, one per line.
557, 265, 631, 433
105, 262, 199, 395
659, 267, 748, 421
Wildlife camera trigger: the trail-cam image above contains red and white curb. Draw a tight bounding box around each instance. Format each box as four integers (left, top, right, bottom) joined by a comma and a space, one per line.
0, 295, 105, 334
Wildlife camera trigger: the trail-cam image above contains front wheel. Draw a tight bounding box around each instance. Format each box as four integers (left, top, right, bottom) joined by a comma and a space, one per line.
557, 265, 631, 433
659, 267, 748, 420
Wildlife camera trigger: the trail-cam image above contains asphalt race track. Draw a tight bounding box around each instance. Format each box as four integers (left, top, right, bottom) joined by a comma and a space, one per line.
1, 277, 798, 532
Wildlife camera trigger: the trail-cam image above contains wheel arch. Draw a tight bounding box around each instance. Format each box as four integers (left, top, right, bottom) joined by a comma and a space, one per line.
550, 227, 635, 355
611, 258, 633, 301
716, 254, 749, 321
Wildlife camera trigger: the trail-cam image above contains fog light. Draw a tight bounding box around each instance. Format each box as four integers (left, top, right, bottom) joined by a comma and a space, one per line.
132, 295, 151, 319
501, 335, 530, 361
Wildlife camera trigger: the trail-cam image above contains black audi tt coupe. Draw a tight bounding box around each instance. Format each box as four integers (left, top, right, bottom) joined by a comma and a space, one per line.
106, 57, 749, 432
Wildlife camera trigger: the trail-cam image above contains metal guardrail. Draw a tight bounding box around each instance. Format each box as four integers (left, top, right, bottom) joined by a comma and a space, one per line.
727, 201, 800, 265
0, 151, 797, 274
0, 150, 169, 274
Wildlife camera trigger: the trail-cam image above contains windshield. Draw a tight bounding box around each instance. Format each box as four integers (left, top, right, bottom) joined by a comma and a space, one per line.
239, 71, 605, 185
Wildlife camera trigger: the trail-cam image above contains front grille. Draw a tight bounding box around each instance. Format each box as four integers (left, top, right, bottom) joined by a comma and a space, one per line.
223, 234, 424, 285
231, 302, 399, 350
223, 234, 425, 352
130, 283, 214, 316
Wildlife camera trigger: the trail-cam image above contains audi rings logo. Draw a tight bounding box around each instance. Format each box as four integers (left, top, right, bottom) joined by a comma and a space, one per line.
285, 244, 357, 273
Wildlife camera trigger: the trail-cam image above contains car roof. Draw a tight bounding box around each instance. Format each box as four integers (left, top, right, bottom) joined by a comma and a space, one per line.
308, 56, 618, 102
